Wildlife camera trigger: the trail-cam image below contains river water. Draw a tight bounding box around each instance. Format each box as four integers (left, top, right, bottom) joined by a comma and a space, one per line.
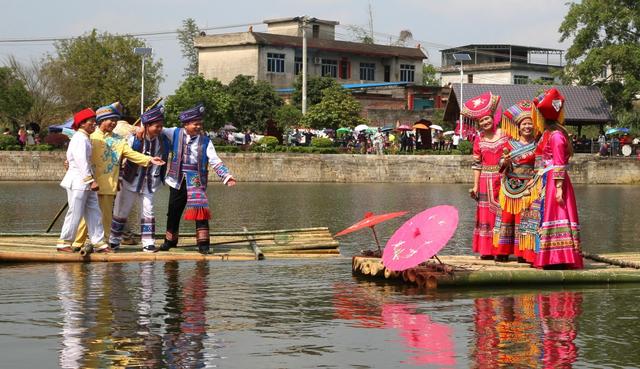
0, 182, 639, 368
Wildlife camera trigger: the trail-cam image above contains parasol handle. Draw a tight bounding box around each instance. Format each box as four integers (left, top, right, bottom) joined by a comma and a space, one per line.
370, 226, 382, 254
133, 97, 163, 126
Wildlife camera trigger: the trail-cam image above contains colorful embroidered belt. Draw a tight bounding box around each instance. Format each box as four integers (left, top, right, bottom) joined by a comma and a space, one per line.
482, 165, 500, 172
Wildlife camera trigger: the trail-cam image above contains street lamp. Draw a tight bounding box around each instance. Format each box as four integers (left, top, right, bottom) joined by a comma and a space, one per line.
453, 52, 471, 139
134, 47, 153, 116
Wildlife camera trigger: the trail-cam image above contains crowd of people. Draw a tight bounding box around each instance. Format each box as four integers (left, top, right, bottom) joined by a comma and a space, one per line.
57, 102, 236, 255
466, 88, 583, 270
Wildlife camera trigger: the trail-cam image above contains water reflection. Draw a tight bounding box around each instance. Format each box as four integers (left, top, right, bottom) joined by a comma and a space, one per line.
334, 281, 583, 368
55, 262, 214, 369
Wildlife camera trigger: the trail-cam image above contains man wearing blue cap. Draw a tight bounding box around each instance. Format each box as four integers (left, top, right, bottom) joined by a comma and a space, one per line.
109, 105, 170, 252
73, 102, 166, 250
159, 103, 236, 254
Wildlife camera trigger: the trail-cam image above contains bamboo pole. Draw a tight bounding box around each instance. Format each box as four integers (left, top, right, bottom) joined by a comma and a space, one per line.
243, 226, 264, 260
583, 252, 640, 269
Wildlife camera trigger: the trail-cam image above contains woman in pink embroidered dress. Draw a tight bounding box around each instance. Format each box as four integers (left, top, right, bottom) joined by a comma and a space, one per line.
464, 92, 509, 260
531, 88, 583, 269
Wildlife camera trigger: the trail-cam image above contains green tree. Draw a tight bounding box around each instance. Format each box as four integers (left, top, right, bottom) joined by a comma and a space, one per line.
274, 104, 303, 130
45, 30, 163, 114
226, 75, 283, 132
164, 74, 232, 130
346, 25, 374, 44
0, 67, 33, 127
178, 18, 200, 77
422, 63, 439, 86
559, 0, 640, 113
6, 55, 64, 126
301, 85, 366, 129
292, 75, 340, 108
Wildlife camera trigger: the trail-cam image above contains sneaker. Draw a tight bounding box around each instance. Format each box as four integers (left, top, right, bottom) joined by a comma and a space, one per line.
198, 245, 210, 255
94, 243, 112, 253
159, 241, 175, 252
110, 243, 120, 252
142, 245, 159, 253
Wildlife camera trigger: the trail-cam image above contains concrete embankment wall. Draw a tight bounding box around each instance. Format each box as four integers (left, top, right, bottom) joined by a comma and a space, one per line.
0, 151, 638, 184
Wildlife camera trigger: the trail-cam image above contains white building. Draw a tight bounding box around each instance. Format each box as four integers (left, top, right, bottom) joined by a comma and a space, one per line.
195, 17, 427, 89
439, 44, 563, 86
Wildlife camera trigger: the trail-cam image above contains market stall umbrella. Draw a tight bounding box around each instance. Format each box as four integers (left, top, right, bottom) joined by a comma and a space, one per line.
354, 124, 369, 132
382, 205, 459, 272
381, 125, 395, 132
223, 123, 237, 131
397, 124, 412, 131
430, 124, 443, 131
335, 211, 408, 253
413, 123, 429, 130
336, 127, 352, 133
443, 130, 455, 136
605, 127, 629, 135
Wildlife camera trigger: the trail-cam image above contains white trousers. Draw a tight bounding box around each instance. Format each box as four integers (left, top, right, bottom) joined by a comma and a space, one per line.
59, 188, 104, 244
110, 188, 155, 247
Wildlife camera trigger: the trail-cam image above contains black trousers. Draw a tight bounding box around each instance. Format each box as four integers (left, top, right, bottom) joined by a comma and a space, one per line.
166, 180, 209, 246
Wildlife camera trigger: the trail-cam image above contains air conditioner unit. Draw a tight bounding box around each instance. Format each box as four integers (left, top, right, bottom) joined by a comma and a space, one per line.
313, 57, 322, 64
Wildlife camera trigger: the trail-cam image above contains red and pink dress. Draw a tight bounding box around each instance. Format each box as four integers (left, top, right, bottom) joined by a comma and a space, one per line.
472, 133, 509, 256
533, 131, 583, 269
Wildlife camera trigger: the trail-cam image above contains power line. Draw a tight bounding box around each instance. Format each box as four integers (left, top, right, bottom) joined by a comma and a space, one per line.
0, 21, 263, 44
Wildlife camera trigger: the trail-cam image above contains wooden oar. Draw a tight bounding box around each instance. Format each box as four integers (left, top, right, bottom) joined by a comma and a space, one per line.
45, 203, 67, 233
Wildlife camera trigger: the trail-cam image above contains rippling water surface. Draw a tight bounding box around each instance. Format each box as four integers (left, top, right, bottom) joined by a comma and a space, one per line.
0, 183, 639, 368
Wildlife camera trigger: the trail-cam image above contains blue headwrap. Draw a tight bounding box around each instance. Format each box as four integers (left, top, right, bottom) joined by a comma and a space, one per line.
141, 106, 164, 125
179, 103, 205, 124
96, 102, 123, 122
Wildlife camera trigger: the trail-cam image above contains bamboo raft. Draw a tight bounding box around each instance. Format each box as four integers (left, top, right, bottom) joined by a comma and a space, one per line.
352, 253, 640, 289
0, 227, 339, 263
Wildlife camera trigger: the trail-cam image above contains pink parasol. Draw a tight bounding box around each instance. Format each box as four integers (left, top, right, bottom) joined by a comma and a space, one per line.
382, 205, 459, 271
335, 211, 408, 253
396, 124, 412, 131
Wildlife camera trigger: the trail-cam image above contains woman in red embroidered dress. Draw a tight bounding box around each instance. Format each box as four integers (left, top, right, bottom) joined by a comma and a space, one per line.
464, 92, 509, 260
531, 88, 583, 269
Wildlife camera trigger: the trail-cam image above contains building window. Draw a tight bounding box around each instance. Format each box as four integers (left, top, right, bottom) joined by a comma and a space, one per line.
359, 63, 375, 81
400, 64, 415, 82
514, 75, 529, 85
295, 57, 303, 75
541, 76, 554, 83
340, 60, 350, 79
267, 53, 285, 73
467, 74, 473, 83
321, 59, 338, 78
313, 25, 320, 39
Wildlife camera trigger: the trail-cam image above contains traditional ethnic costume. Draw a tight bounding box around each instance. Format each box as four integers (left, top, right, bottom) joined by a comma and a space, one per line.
73, 103, 154, 249
57, 109, 108, 252
160, 104, 234, 254
493, 100, 540, 263
463, 92, 508, 258
530, 88, 583, 269
109, 106, 169, 252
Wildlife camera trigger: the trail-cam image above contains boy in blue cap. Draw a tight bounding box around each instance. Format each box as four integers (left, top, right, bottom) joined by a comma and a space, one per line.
159, 103, 236, 254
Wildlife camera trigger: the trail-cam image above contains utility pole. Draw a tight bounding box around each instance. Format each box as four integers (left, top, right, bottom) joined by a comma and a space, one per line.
368, 1, 374, 41
301, 16, 308, 115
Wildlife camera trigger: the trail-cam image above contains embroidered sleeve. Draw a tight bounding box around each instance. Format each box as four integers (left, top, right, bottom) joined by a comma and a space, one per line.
550, 132, 568, 180
122, 142, 152, 167
207, 140, 233, 184
471, 136, 482, 170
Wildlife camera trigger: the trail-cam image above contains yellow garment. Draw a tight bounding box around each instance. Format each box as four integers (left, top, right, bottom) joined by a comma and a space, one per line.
90, 128, 151, 195
72, 194, 115, 247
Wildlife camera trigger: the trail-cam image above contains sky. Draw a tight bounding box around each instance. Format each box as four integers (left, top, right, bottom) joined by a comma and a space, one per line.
0, 0, 574, 97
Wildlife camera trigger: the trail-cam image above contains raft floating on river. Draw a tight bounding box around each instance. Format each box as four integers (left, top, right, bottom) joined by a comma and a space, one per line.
0, 227, 339, 263
352, 253, 640, 289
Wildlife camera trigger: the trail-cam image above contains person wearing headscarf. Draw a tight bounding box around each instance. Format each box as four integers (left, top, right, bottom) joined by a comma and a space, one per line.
57, 109, 109, 252
462, 92, 508, 261
530, 88, 583, 269
159, 103, 236, 254
109, 106, 169, 252
73, 102, 165, 250
493, 100, 540, 263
